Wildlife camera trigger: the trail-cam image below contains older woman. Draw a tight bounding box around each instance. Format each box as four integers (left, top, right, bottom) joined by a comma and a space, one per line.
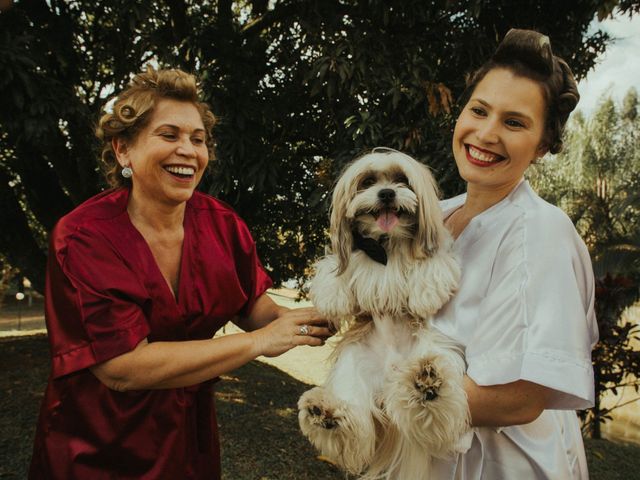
431, 29, 598, 479
29, 67, 330, 479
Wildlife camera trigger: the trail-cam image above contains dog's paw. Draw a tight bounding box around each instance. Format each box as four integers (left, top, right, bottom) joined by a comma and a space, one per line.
382, 355, 469, 456
305, 403, 341, 430
298, 387, 376, 475
413, 359, 444, 403
298, 387, 350, 434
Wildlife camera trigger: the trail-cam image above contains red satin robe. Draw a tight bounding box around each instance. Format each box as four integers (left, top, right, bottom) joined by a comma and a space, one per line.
29, 188, 272, 479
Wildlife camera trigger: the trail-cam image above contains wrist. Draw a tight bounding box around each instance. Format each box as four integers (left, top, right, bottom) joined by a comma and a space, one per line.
247, 330, 265, 358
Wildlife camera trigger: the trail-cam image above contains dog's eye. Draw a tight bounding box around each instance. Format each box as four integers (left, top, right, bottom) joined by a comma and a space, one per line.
394, 174, 409, 185
360, 176, 376, 188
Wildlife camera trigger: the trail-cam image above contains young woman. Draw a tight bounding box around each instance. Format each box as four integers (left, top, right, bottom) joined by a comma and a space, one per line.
29, 67, 331, 479
431, 29, 598, 479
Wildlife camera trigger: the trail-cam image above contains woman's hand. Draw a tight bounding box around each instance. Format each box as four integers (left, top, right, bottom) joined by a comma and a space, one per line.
249, 306, 332, 358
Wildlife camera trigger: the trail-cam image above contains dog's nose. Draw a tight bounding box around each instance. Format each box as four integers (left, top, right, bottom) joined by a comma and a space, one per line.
378, 188, 396, 204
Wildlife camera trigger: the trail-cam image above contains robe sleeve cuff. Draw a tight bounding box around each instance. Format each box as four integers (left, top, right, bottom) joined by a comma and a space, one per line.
467, 349, 595, 410
52, 321, 150, 379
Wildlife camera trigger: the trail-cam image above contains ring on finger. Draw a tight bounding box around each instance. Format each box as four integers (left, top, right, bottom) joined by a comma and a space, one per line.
298, 324, 310, 336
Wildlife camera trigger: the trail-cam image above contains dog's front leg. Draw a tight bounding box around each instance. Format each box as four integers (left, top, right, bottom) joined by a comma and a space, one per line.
298, 342, 379, 475
407, 252, 460, 318
309, 254, 357, 322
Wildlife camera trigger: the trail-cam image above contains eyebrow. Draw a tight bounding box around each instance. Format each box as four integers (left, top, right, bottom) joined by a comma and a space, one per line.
153, 124, 206, 134
472, 98, 535, 124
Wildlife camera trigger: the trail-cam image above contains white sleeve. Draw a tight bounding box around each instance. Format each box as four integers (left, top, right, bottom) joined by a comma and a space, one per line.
465, 208, 598, 409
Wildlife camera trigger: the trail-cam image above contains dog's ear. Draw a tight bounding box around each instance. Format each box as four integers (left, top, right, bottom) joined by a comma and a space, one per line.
411, 162, 447, 258
329, 165, 357, 275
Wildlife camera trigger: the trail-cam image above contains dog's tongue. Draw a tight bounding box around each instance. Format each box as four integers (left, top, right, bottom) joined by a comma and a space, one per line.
377, 210, 399, 232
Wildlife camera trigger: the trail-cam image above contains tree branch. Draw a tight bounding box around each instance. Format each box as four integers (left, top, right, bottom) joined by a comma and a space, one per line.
601, 396, 640, 414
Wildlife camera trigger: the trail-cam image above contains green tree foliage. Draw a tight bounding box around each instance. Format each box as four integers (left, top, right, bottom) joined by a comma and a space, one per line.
0, 0, 627, 291
529, 88, 640, 438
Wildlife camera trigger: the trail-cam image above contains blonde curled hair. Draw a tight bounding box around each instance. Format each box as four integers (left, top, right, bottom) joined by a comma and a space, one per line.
96, 66, 217, 188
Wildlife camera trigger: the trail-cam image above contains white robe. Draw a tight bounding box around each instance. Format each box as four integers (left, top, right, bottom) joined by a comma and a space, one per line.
431, 179, 598, 480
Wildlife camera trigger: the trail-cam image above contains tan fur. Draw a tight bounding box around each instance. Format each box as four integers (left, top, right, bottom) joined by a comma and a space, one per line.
329, 148, 450, 274
329, 319, 375, 363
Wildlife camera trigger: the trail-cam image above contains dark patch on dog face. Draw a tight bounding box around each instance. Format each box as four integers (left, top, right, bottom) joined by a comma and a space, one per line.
357, 172, 378, 190
356, 165, 413, 193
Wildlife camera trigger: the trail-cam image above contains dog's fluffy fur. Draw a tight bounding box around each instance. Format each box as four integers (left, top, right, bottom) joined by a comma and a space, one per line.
298, 149, 470, 479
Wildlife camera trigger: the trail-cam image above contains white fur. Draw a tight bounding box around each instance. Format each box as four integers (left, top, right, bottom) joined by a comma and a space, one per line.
298, 149, 470, 479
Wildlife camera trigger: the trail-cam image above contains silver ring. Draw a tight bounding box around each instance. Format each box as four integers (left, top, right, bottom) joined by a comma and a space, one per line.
298, 325, 310, 336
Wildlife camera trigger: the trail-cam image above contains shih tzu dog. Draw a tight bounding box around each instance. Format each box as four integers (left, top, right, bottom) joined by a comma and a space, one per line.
298, 148, 470, 479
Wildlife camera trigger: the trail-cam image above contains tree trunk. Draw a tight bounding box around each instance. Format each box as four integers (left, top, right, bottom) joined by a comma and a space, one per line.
591, 367, 602, 439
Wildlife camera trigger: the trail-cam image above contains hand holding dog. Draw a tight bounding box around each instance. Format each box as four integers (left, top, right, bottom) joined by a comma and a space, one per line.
250, 307, 332, 358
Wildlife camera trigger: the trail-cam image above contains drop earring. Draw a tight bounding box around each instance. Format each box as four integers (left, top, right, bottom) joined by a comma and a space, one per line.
121, 165, 133, 178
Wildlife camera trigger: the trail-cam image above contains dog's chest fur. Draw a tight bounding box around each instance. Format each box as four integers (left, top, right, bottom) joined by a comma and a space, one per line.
345, 248, 419, 316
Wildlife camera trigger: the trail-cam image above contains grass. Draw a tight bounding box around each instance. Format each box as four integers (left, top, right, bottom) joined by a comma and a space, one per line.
216, 361, 342, 479
1, 335, 639, 479
583, 438, 640, 480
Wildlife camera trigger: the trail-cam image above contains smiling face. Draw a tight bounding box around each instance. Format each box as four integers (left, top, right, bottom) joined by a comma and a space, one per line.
453, 68, 548, 195
114, 98, 209, 208
344, 155, 420, 241
330, 150, 448, 273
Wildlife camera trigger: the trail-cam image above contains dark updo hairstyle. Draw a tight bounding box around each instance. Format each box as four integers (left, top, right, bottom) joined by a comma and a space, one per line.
462, 29, 580, 154
96, 66, 217, 188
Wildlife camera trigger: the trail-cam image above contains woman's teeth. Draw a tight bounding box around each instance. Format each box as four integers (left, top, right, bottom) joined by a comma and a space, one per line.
165, 166, 195, 176
468, 145, 502, 163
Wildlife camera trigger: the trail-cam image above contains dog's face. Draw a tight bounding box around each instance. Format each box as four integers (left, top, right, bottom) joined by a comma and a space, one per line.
346, 160, 418, 241
329, 149, 447, 273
